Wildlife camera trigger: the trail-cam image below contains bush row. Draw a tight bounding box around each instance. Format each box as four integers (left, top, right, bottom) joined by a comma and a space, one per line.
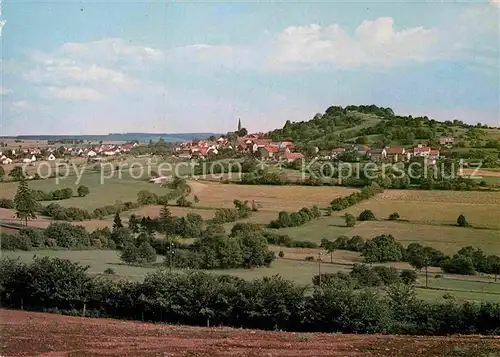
322, 234, 500, 278
330, 183, 384, 211
210, 200, 252, 224
1, 256, 499, 335
0, 224, 118, 251
31, 188, 73, 201
313, 264, 417, 288
269, 205, 322, 229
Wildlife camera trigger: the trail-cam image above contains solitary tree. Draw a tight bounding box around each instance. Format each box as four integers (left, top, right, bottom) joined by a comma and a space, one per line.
113, 212, 123, 230
77, 185, 90, 197
457, 214, 469, 227
14, 179, 37, 226
344, 213, 356, 227
0, 166, 5, 181
409, 252, 431, 288
325, 240, 337, 264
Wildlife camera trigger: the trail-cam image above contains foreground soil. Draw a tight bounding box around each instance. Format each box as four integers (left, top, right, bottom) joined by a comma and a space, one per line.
1, 310, 499, 357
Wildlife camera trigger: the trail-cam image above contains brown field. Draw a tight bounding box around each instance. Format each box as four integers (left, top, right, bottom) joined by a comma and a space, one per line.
1, 309, 499, 357
187, 181, 357, 212
344, 190, 500, 230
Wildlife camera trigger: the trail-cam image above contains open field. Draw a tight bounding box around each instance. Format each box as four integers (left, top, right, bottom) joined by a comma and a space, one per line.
0, 208, 112, 231
349, 221, 500, 255
3, 310, 499, 357
344, 190, 500, 230
0, 250, 164, 281
0, 172, 174, 211
186, 181, 357, 212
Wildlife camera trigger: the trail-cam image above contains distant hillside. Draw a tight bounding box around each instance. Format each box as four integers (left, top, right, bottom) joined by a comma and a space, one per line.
0, 133, 223, 143
267, 104, 500, 151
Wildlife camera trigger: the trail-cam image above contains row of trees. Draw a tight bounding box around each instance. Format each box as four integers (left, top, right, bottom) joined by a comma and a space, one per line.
313, 264, 417, 288
330, 183, 384, 211
1, 256, 499, 335
321, 234, 500, 281
269, 205, 322, 228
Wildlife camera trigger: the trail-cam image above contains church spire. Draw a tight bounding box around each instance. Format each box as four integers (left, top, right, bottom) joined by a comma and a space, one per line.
238, 118, 242, 132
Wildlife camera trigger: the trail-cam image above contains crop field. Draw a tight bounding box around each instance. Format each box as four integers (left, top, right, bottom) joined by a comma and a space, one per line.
3, 310, 499, 357
185, 181, 357, 212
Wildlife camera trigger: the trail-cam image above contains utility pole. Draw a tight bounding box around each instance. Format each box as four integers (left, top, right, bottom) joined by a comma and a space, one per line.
169, 242, 174, 273
318, 252, 322, 289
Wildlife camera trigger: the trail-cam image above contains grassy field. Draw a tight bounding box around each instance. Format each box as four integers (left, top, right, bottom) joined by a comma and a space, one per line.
349, 221, 500, 255
3, 249, 499, 303
344, 190, 500, 230
0, 172, 174, 211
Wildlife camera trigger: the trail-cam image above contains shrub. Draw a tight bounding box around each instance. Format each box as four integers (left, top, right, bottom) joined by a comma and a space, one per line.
137, 190, 158, 205
19, 228, 45, 248
305, 256, 315, 261
77, 185, 90, 197
278, 251, 285, 258
389, 212, 400, 220
344, 213, 356, 227
358, 210, 376, 221
441, 255, 476, 275
400, 270, 418, 285
120, 243, 139, 264
0, 198, 14, 209
103, 268, 115, 275
457, 214, 469, 227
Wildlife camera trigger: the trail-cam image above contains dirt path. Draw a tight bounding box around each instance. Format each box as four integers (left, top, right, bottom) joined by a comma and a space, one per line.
461, 169, 500, 177
1, 309, 499, 357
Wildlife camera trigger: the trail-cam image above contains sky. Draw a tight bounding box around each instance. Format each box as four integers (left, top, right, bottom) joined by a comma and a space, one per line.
0, 0, 499, 135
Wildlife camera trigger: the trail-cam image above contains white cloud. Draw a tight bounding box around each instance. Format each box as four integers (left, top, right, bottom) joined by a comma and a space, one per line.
12, 100, 29, 108
45, 86, 104, 101
0, 86, 11, 95
268, 18, 439, 69
60, 38, 164, 68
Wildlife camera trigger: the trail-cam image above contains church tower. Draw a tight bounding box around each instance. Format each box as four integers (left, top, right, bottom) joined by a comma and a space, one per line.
238, 118, 242, 132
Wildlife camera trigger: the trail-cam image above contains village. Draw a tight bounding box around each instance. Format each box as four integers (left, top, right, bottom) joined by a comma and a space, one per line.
0, 133, 455, 167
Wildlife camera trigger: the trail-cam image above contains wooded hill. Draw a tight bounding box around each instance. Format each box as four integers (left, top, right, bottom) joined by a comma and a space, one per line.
266, 105, 500, 153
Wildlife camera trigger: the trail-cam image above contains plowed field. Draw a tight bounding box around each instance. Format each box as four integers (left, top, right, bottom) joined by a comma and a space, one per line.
1, 309, 499, 357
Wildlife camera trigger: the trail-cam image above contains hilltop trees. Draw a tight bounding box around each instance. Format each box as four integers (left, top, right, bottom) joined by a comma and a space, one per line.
14, 179, 37, 226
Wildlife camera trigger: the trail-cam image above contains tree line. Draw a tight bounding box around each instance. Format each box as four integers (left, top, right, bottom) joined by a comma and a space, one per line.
269, 205, 322, 228
1, 256, 499, 335
321, 234, 500, 281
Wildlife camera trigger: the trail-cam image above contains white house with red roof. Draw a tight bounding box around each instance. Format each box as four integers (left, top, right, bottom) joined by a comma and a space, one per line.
412, 144, 431, 157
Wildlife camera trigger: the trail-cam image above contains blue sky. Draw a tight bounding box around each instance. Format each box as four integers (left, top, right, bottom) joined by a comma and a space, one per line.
1, 0, 498, 135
